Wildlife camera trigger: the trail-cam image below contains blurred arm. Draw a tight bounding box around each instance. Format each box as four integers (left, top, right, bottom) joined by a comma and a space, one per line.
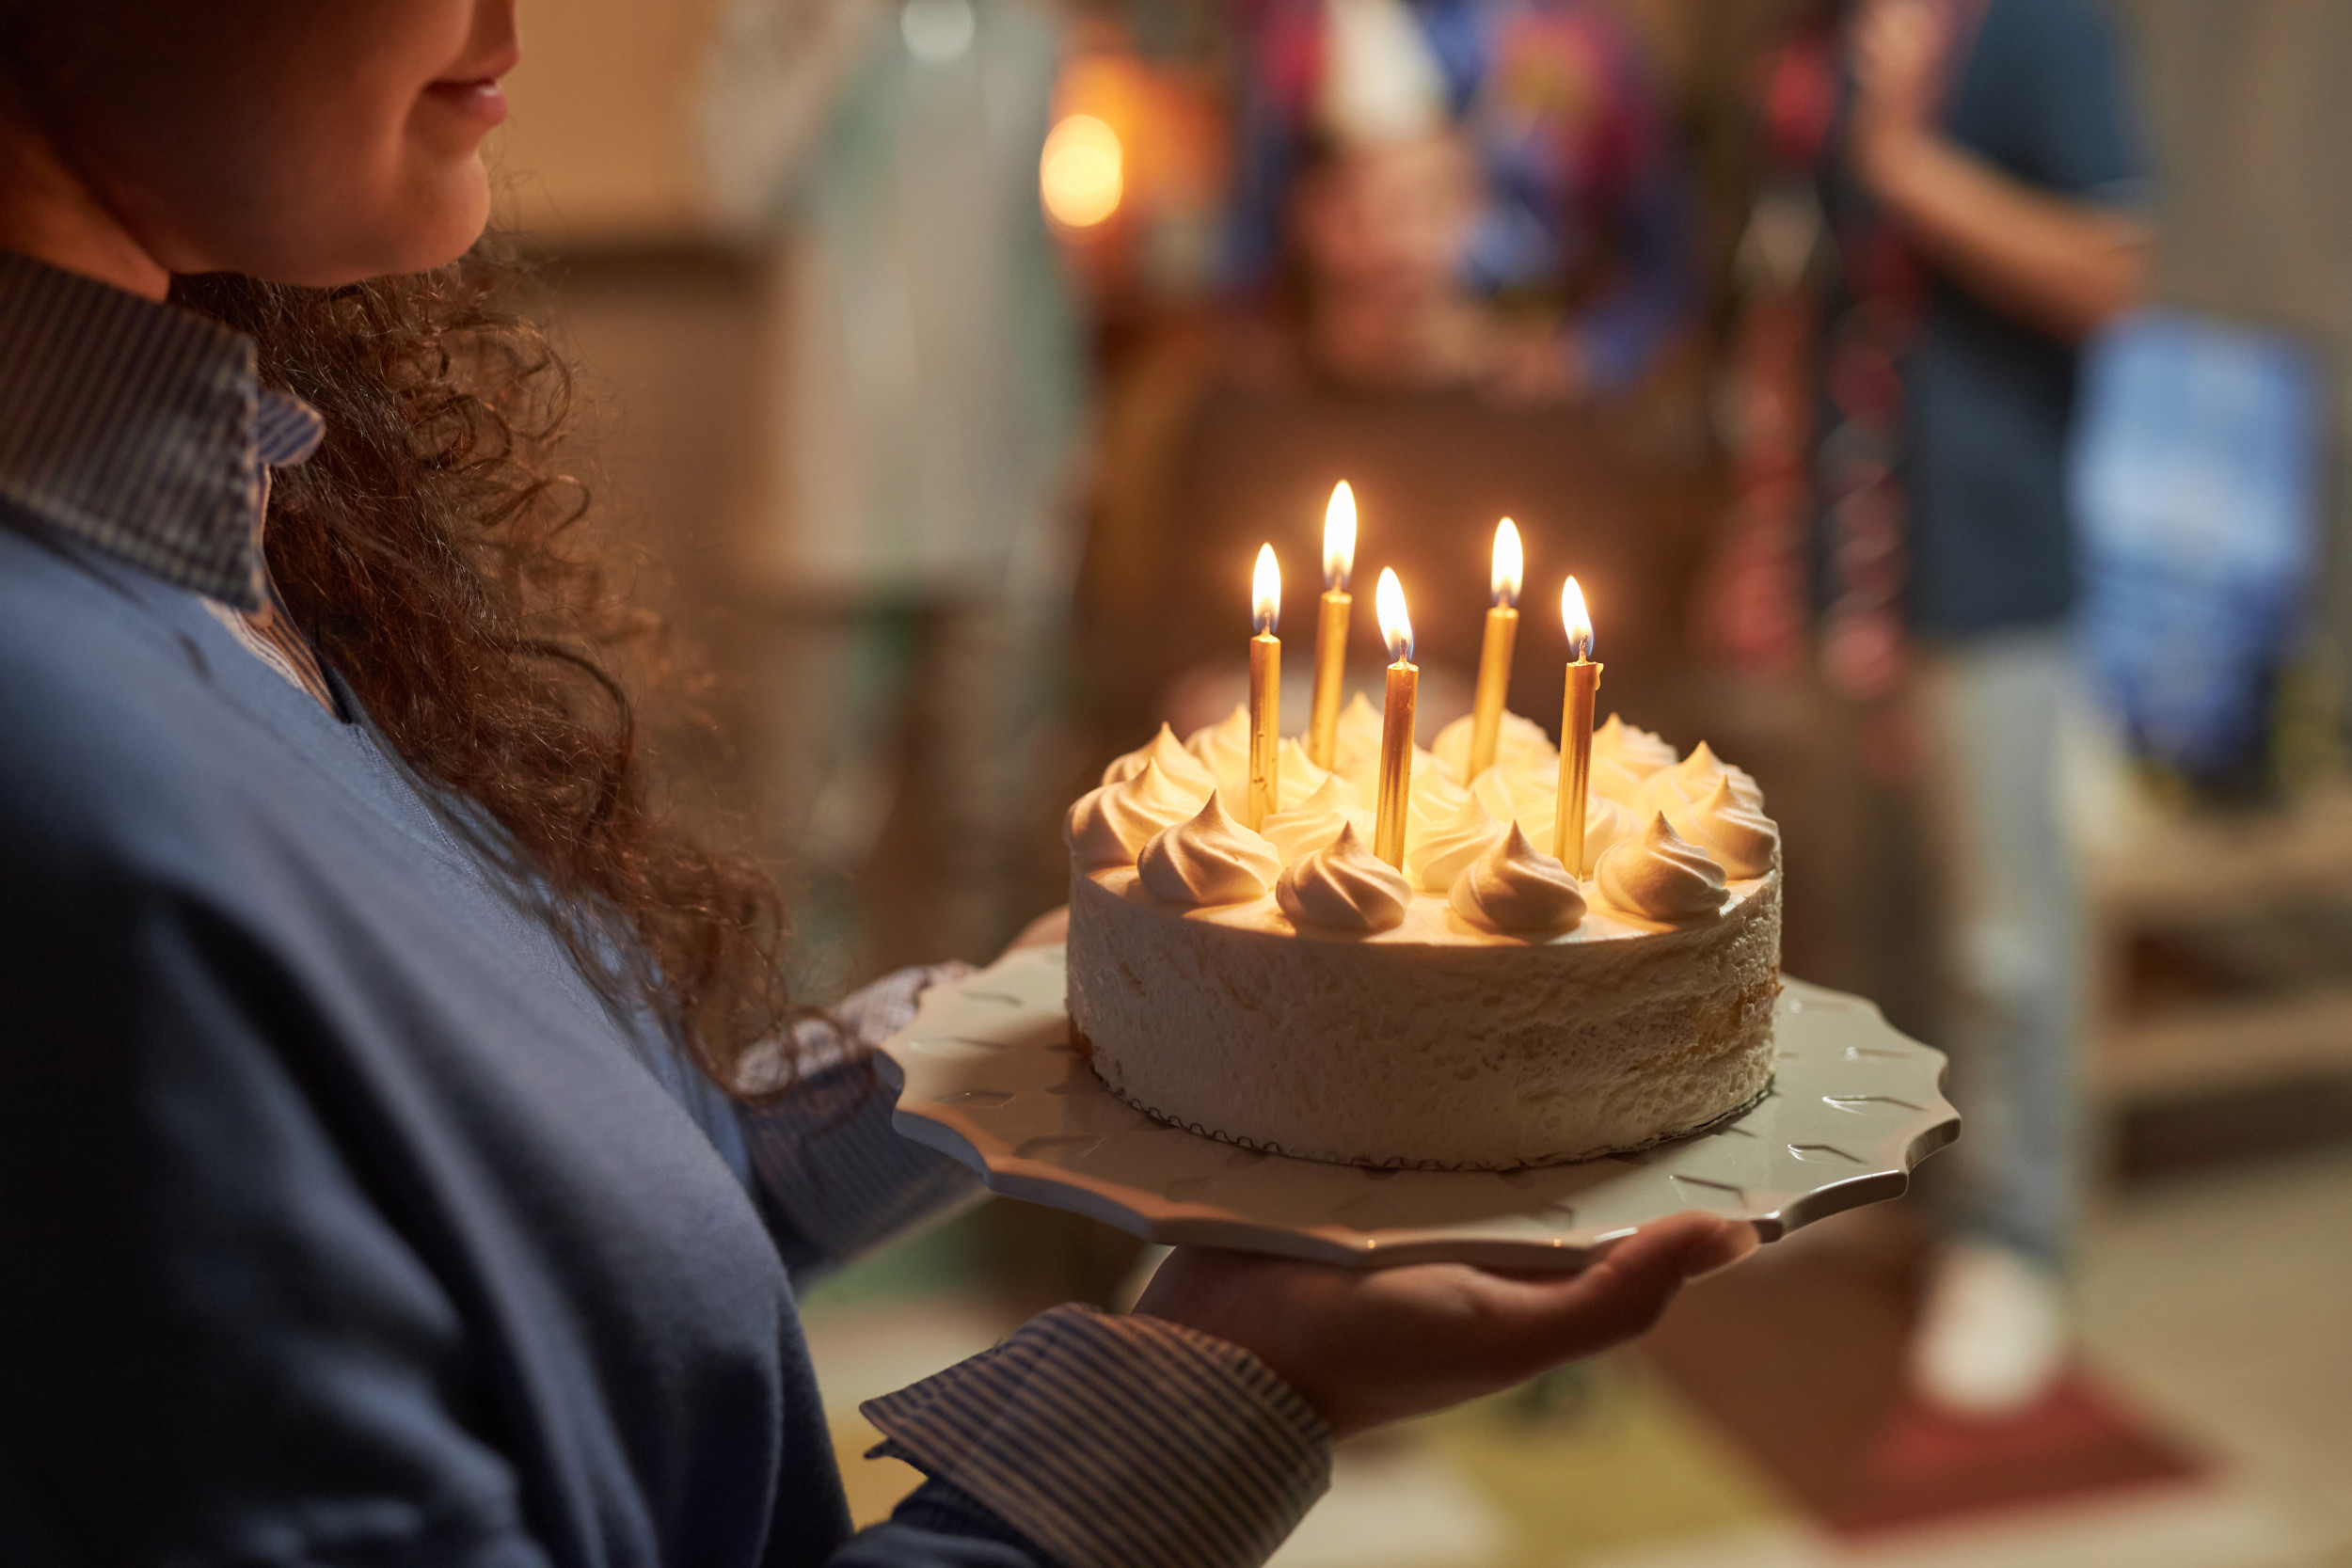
1851, 0, 2151, 342
1860, 128, 2149, 341
734, 964, 986, 1280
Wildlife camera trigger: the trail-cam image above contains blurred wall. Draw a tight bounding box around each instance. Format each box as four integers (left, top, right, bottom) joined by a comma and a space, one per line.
487, 1, 801, 885
497, 0, 737, 240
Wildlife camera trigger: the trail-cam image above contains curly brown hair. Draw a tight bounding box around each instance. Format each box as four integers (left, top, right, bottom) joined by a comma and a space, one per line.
171, 253, 795, 1097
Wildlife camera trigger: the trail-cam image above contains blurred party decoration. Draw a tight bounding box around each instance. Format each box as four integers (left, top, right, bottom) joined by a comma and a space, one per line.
1041, 113, 1123, 230
2071, 310, 2324, 788
1315, 0, 1448, 149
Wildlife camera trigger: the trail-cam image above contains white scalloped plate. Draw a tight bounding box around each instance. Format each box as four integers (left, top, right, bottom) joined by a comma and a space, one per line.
878, 947, 1958, 1270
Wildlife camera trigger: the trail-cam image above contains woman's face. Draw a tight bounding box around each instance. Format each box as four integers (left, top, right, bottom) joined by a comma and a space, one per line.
14, 0, 516, 284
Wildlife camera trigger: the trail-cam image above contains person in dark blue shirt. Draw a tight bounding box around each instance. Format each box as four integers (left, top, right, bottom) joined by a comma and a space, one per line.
0, 3, 1752, 1563
1834, 0, 2150, 1415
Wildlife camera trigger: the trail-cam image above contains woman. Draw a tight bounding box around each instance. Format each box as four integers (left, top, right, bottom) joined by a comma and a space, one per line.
0, 3, 1754, 1563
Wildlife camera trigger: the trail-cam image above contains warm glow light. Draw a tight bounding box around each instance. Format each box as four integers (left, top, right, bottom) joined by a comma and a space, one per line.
1491, 517, 1523, 608
1252, 544, 1281, 635
1323, 482, 1358, 591
1041, 115, 1123, 230
1561, 576, 1593, 659
1375, 567, 1414, 664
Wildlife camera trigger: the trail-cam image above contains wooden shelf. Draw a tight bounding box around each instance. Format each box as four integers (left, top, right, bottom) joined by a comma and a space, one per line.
2098, 986, 2352, 1102
2087, 786, 2352, 925
2087, 785, 2352, 1111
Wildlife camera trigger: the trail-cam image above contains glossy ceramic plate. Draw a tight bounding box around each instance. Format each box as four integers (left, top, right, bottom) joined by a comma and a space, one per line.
878, 947, 1958, 1270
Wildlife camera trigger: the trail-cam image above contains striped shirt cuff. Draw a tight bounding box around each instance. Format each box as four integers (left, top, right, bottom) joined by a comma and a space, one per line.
737, 963, 983, 1274
862, 1304, 1333, 1568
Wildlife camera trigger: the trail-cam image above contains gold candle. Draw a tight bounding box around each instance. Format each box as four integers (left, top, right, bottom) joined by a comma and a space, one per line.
1248, 544, 1282, 830
1554, 576, 1602, 872
1466, 517, 1523, 779
1372, 567, 1418, 868
1307, 481, 1356, 769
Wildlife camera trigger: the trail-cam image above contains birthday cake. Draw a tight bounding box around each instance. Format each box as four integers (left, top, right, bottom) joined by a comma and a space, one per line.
1061, 698, 1782, 1170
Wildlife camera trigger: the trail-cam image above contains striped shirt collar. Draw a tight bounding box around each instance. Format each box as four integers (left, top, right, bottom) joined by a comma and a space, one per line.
0, 247, 323, 612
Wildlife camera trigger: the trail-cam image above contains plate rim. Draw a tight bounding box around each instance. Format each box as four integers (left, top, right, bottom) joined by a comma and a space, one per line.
880, 949, 1958, 1269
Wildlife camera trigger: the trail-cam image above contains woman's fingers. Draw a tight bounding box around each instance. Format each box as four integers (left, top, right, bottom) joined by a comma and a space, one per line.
1133, 1213, 1761, 1439
1471, 1213, 1757, 1368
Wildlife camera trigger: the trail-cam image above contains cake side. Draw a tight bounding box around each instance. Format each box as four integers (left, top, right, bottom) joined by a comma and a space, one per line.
1067, 866, 1782, 1169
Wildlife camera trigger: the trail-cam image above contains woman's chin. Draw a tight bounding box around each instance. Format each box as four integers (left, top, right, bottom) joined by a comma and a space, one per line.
340, 171, 494, 281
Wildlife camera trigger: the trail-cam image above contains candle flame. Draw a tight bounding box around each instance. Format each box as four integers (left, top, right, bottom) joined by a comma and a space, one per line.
1561, 575, 1593, 660
1253, 544, 1281, 634
1491, 517, 1523, 608
1375, 567, 1414, 664
1323, 482, 1358, 591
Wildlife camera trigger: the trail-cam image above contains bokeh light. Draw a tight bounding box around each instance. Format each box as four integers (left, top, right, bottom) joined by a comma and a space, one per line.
1040, 114, 1123, 230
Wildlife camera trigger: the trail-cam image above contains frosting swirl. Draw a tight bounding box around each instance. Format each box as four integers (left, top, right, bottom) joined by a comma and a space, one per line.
1102, 722, 1216, 797
1402, 762, 1469, 858
1593, 713, 1677, 777
1330, 689, 1388, 776
1277, 821, 1411, 931
1595, 812, 1729, 923
1666, 773, 1779, 878
1063, 759, 1205, 868
1471, 757, 1641, 864
1469, 761, 1558, 849
1406, 795, 1507, 893
1272, 737, 1351, 813
1259, 773, 1375, 864
1590, 752, 1658, 810
1449, 823, 1588, 935
1183, 705, 1254, 802
1137, 792, 1282, 905
1577, 792, 1639, 875
1644, 740, 1764, 816
1433, 708, 1556, 784
1340, 739, 1442, 820
1178, 708, 1345, 810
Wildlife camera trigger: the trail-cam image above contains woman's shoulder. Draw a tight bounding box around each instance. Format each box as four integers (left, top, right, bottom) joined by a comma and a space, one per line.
0, 526, 318, 892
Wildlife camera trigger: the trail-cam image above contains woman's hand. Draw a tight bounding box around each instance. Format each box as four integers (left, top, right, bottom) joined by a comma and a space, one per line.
1134, 1212, 1755, 1439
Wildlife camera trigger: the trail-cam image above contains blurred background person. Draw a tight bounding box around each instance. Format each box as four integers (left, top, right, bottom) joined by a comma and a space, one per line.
709, 0, 1087, 991
1231, 0, 1693, 404
1708, 0, 2151, 1417
1084, 0, 1709, 755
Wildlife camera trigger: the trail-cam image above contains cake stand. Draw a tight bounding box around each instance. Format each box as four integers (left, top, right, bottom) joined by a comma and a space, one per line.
878, 946, 1958, 1270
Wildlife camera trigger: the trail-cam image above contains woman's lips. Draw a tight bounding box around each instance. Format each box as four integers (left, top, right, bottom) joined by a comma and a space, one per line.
424, 76, 509, 128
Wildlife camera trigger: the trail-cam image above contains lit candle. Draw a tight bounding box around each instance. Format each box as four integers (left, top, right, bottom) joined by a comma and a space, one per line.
1553, 576, 1602, 873
1466, 517, 1523, 779
1307, 482, 1357, 769
1248, 544, 1282, 831
1372, 567, 1418, 869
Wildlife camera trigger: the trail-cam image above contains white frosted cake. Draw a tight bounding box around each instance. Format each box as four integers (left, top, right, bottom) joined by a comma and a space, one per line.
1061, 696, 1783, 1170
